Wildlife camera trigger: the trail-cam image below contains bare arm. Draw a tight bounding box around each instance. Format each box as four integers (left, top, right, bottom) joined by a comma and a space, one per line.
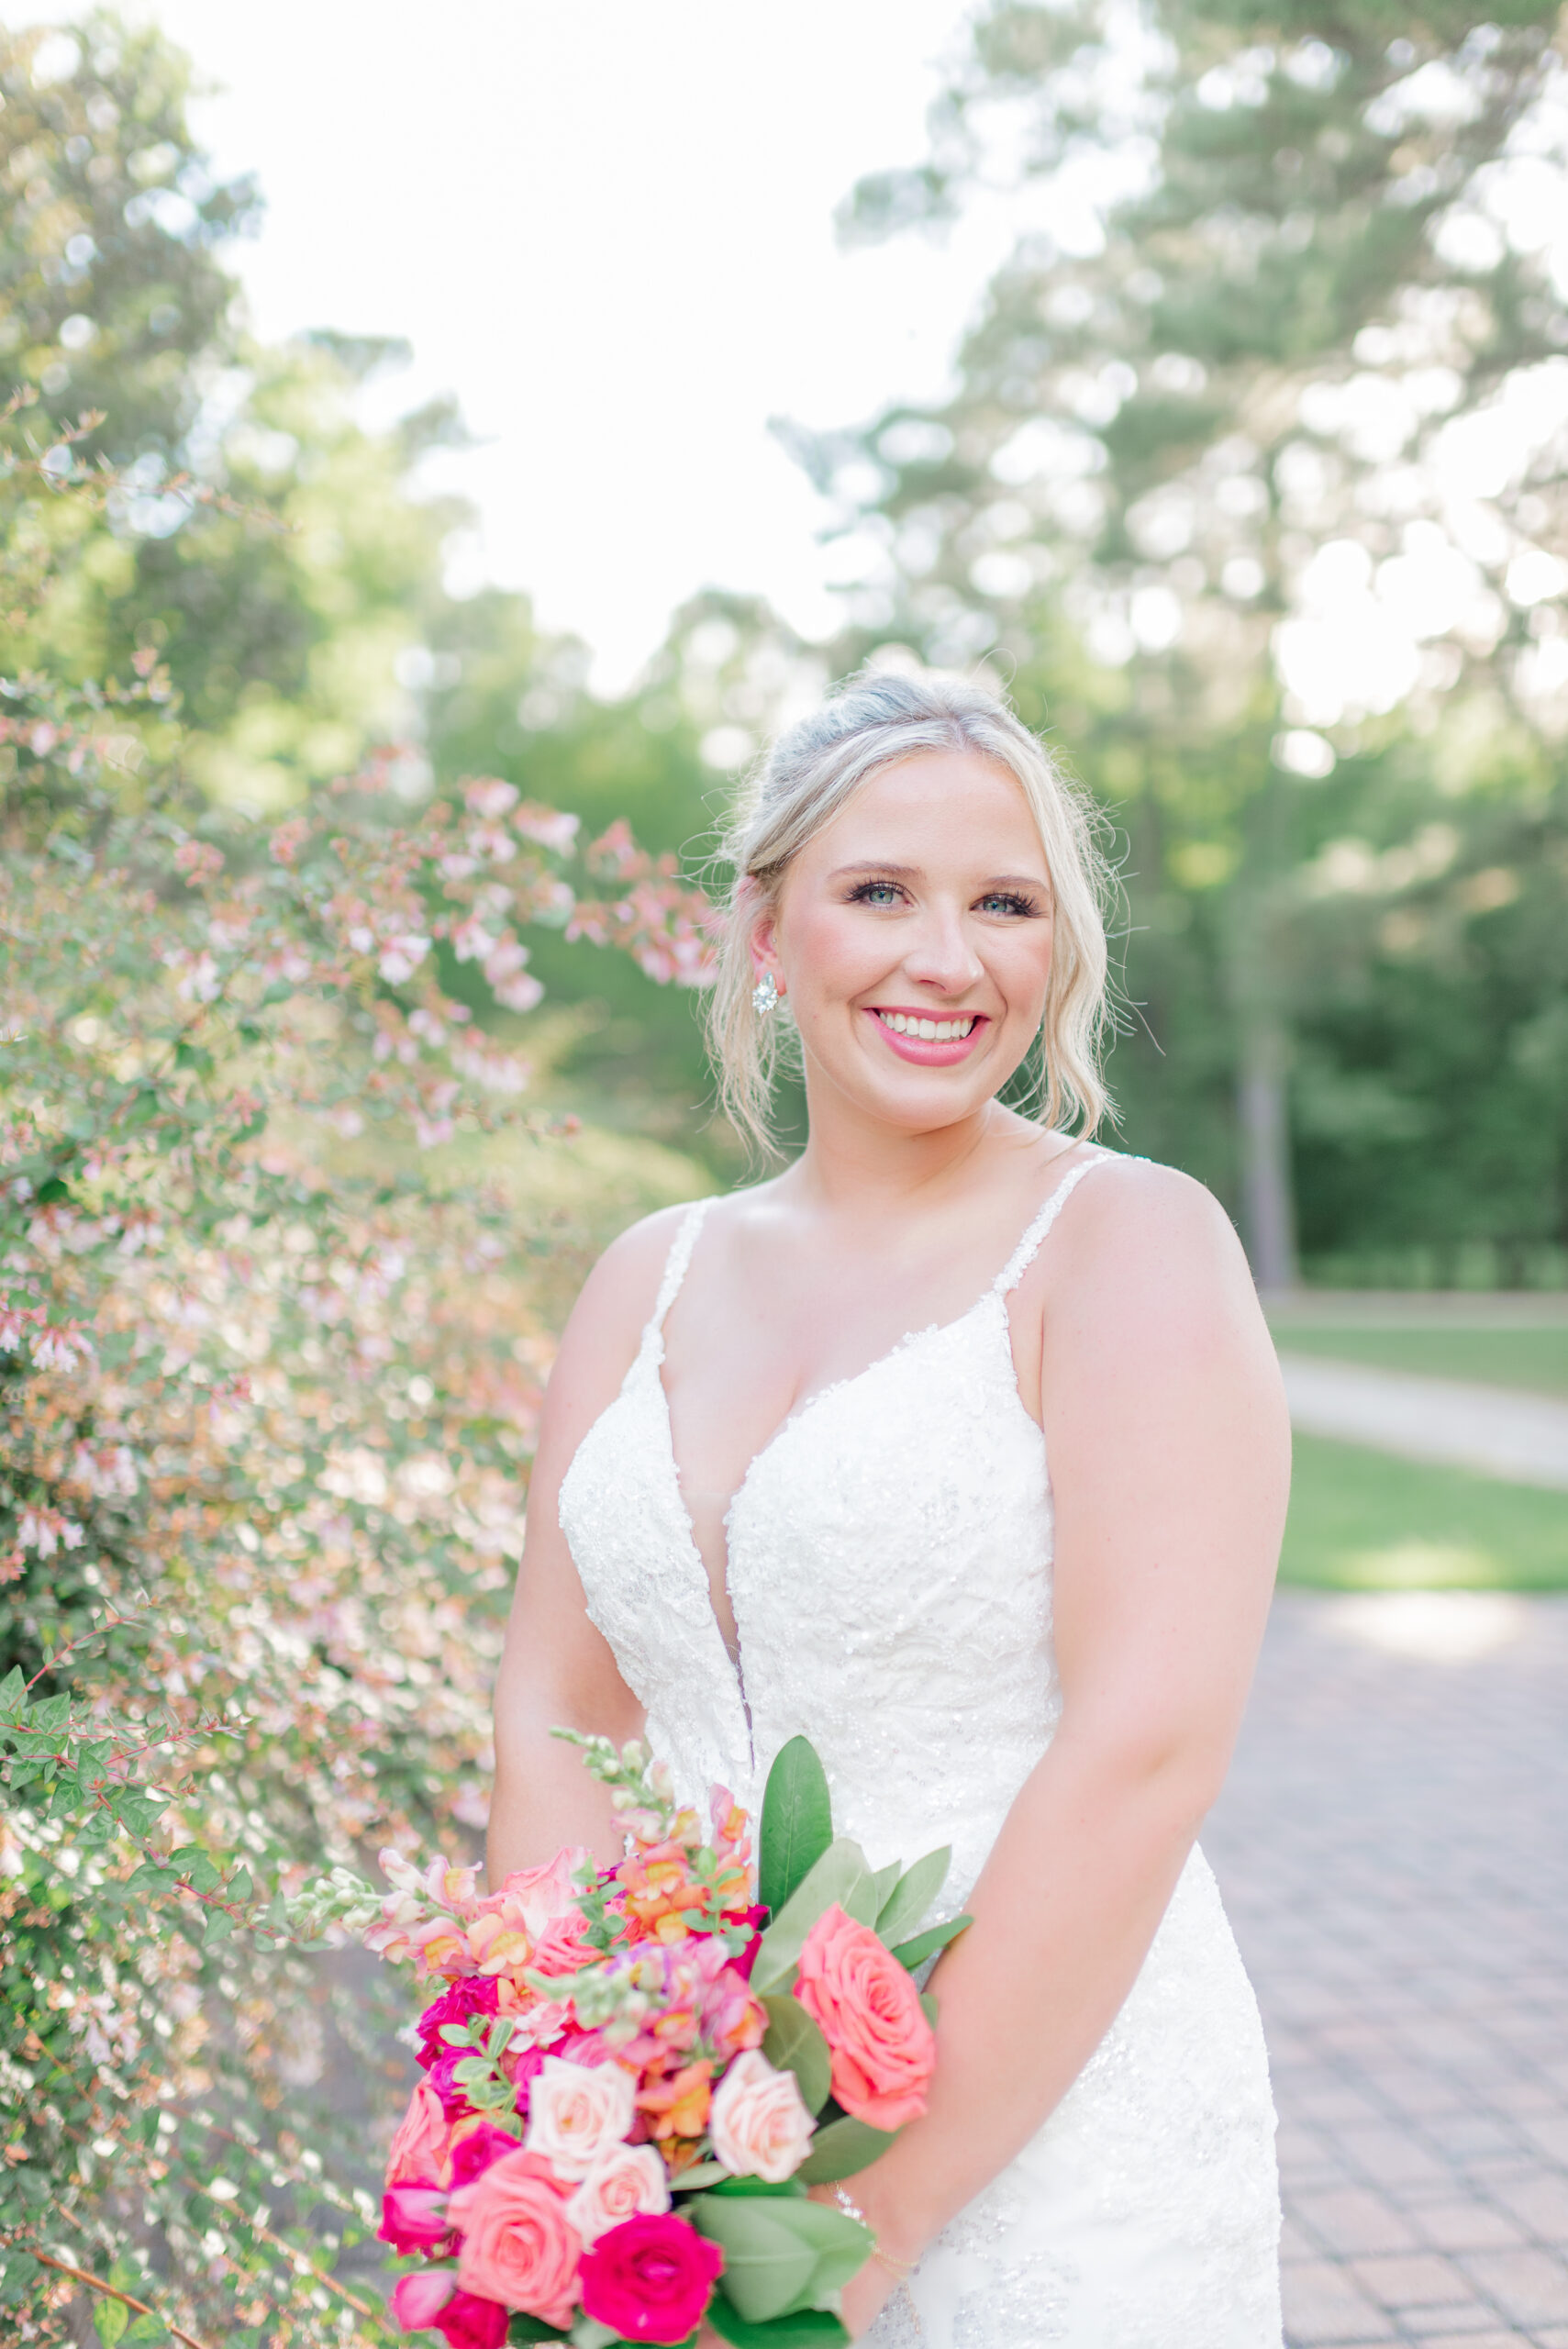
840, 1164, 1288, 2314
487, 1207, 695, 1885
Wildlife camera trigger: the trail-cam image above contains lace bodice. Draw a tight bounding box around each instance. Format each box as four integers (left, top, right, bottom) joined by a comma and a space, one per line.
559, 1157, 1101, 1898
558, 1152, 1283, 2348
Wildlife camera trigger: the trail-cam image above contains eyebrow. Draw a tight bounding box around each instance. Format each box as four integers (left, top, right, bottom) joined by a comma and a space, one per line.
827, 862, 1051, 890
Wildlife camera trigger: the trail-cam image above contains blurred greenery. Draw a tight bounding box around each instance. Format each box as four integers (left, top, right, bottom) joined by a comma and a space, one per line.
1281, 1434, 1568, 1587
1269, 1315, 1568, 1394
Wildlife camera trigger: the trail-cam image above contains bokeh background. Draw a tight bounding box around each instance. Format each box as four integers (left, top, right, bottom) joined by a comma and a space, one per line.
1, 6, 1564, 2345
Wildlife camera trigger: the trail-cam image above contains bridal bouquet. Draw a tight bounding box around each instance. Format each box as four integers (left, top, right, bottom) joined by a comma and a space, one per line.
293, 1735, 968, 2349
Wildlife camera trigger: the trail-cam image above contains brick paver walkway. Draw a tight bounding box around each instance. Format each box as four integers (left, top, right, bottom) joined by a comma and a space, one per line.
1206, 1590, 1568, 2349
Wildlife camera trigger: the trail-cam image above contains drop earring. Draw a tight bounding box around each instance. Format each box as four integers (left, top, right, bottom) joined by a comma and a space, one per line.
751, 972, 779, 1017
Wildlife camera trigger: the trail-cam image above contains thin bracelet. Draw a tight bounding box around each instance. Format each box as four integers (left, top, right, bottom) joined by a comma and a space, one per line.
830, 2186, 918, 2282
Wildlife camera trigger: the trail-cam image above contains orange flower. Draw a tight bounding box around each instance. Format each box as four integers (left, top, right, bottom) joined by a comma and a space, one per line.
638, 2058, 712, 2143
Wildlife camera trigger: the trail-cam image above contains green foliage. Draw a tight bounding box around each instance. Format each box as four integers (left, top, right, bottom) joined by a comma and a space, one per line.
759, 1995, 833, 2117
793, 2116, 899, 2187
808, 0, 1568, 1280
872, 1846, 951, 1951
758, 1734, 833, 1916
689, 2191, 872, 2325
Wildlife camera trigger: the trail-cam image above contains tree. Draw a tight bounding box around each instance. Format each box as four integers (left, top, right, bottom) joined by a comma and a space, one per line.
808, 0, 1568, 1283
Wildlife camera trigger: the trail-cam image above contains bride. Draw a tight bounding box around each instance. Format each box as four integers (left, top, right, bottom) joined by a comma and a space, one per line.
489, 667, 1288, 2347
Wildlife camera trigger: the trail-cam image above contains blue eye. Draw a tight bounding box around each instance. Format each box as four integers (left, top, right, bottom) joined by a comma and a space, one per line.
977, 891, 1038, 917
848, 880, 903, 907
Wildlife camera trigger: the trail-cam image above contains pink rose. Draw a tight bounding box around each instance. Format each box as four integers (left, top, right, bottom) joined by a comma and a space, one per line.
579, 2212, 724, 2345
390, 2268, 456, 2332
708, 2048, 816, 2183
524, 2053, 637, 2178
528, 1908, 598, 1977
565, 2143, 671, 2245
448, 2147, 582, 2325
794, 1903, 937, 2131
387, 2077, 454, 2188
379, 2182, 452, 2254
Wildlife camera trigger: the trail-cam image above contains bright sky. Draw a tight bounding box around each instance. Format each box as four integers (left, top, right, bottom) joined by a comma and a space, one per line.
39, 1, 1027, 689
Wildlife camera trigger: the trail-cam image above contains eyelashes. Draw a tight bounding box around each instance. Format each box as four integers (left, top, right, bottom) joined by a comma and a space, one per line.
844, 878, 1044, 918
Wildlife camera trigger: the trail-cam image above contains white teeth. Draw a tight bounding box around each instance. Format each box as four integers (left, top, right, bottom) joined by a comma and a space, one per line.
876, 1011, 976, 1041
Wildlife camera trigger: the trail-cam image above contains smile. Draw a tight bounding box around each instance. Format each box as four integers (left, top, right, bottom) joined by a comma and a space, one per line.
875, 1011, 976, 1041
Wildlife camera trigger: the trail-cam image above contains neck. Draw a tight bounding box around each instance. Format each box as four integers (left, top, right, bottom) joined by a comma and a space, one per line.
787, 1078, 1018, 1215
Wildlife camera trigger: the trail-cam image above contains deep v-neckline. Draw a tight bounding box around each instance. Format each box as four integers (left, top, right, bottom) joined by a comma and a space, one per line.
640, 1152, 1107, 1738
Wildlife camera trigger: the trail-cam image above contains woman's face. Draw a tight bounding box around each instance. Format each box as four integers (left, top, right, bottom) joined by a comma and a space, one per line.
755, 749, 1056, 1135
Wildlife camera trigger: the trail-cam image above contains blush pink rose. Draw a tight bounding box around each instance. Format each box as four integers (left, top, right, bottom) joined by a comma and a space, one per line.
708, 2047, 817, 2183
794, 1903, 937, 2131
447, 2147, 582, 2325
524, 2053, 637, 2179
387, 2077, 454, 2188
579, 2212, 724, 2345
565, 2143, 671, 2245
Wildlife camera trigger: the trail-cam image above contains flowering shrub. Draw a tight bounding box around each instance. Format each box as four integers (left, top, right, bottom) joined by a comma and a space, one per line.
0, 397, 713, 2344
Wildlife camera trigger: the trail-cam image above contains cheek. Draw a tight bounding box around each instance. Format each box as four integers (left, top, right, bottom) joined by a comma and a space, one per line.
784, 900, 884, 989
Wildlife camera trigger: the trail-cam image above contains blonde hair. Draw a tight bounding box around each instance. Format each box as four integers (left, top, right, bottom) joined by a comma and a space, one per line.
708, 665, 1115, 1160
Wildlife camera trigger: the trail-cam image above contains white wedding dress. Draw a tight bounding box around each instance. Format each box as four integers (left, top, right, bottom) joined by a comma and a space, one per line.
559, 1154, 1284, 2348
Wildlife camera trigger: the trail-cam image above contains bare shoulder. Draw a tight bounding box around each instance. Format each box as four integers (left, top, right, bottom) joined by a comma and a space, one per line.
535, 1198, 710, 1468
1047, 1152, 1268, 1360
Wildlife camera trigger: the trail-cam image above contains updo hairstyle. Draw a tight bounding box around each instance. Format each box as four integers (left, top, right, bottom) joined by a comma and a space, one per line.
708, 666, 1114, 1159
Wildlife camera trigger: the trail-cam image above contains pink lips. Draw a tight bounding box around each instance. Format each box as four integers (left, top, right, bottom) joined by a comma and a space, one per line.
864, 1008, 987, 1067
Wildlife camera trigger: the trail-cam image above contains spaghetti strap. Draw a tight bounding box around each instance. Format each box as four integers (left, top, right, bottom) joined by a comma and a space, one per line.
647, 1197, 715, 1338
993, 1151, 1126, 1296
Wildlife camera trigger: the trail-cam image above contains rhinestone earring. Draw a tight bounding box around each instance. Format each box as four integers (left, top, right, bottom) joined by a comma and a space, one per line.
751, 971, 779, 1017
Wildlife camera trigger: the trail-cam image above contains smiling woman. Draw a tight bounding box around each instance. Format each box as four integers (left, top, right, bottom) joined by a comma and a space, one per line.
490, 667, 1291, 2348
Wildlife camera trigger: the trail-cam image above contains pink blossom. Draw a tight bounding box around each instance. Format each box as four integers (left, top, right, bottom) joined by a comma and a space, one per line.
379, 2183, 452, 2254
389, 2268, 456, 2333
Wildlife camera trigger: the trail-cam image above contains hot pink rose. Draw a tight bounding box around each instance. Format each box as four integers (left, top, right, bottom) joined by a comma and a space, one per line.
387, 2077, 454, 2188
448, 2122, 525, 2187
794, 1903, 937, 2131
434, 2289, 508, 2349
379, 2182, 452, 2254
579, 2212, 724, 2345
447, 2147, 582, 2325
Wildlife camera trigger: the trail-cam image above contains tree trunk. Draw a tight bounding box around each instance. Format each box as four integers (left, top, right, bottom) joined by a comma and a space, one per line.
1236, 1008, 1297, 1294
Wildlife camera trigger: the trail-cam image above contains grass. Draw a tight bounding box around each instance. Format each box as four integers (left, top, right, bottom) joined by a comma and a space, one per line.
1269, 1321, 1568, 1397
1281, 1433, 1568, 1591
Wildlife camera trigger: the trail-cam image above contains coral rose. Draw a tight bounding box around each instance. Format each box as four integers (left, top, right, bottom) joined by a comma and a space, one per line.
708, 2047, 817, 2183
579, 2212, 724, 2345
565, 2143, 672, 2245
448, 2147, 582, 2325
524, 2052, 637, 2178
794, 1903, 937, 2131
387, 2076, 454, 2188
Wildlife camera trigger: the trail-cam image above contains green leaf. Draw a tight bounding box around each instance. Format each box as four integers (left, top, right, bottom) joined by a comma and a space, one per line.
670, 2159, 727, 2189
890, 1916, 972, 1973
795, 2115, 898, 2183
751, 1840, 878, 1995
93, 2298, 128, 2347
0, 1666, 24, 1712
125, 1865, 178, 1895
758, 1738, 833, 1917
688, 2202, 812, 2324
707, 2304, 850, 2349
870, 1859, 902, 1914
704, 2176, 806, 2199
761, 1995, 832, 2116
203, 1907, 233, 1943
873, 1847, 951, 1950
919, 1994, 938, 2030
507, 2319, 571, 2343
122, 2319, 166, 2343
30, 1693, 70, 1734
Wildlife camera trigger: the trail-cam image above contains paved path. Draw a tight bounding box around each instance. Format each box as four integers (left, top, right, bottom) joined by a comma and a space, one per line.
1207, 1590, 1568, 2348
1277, 1356, 1568, 1489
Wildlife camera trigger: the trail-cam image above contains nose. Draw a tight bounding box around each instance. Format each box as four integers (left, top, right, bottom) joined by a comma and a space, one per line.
902, 902, 984, 996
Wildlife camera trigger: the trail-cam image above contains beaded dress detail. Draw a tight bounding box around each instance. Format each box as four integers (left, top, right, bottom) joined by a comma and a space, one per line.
559, 1154, 1284, 2348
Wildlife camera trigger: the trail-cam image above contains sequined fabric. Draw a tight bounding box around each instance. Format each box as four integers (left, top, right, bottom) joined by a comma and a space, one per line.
559, 1155, 1284, 2346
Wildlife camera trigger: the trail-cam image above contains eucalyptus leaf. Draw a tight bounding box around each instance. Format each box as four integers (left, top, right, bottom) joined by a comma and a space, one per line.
795, 2114, 898, 2183
873, 1846, 951, 1950
870, 1858, 902, 1913
693, 2193, 873, 2321
890, 1914, 972, 1972
706, 2303, 849, 2349
761, 1993, 832, 2115
751, 1840, 877, 1995
758, 1737, 833, 1916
